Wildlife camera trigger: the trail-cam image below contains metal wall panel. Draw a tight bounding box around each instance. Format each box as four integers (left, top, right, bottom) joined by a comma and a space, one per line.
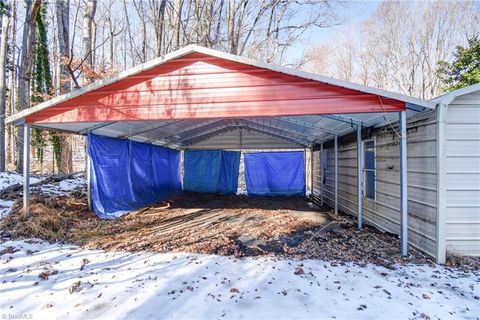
187, 129, 302, 149
445, 91, 480, 256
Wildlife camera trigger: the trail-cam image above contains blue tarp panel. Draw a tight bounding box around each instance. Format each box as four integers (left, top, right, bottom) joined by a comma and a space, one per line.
184, 150, 240, 194
244, 151, 305, 196
219, 151, 241, 194
88, 133, 181, 218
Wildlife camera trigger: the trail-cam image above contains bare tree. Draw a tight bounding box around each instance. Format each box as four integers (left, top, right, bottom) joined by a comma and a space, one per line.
56, 0, 73, 173
16, 0, 42, 172
132, 0, 148, 63
3, 0, 344, 172
149, 0, 168, 57
0, 11, 10, 171
56, 0, 70, 94
307, 1, 478, 99
6, 0, 16, 166
82, 0, 96, 84
171, 0, 184, 50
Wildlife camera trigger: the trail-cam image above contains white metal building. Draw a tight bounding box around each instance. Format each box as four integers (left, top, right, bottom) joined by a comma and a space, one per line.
435, 84, 480, 262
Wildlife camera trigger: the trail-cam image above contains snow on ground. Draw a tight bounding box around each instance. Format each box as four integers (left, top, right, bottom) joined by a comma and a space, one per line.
0, 172, 42, 190
0, 172, 86, 218
0, 200, 15, 218
33, 174, 86, 196
0, 240, 478, 320
0, 172, 42, 218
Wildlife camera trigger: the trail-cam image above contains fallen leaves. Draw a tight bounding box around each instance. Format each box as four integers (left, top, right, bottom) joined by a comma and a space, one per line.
80, 258, 90, 271
38, 271, 50, 280
294, 266, 304, 275
0, 246, 17, 256
69, 281, 82, 294
2, 189, 478, 270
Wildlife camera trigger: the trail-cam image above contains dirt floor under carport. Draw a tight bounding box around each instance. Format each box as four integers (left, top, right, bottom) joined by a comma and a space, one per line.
83, 194, 331, 256
1, 187, 438, 268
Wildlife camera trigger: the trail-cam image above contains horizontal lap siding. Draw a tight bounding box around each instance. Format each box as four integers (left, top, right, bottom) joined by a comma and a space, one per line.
445, 92, 480, 256
313, 110, 438, 258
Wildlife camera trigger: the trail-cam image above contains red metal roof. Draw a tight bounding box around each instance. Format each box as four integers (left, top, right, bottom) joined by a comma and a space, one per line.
25, 52, 405, 124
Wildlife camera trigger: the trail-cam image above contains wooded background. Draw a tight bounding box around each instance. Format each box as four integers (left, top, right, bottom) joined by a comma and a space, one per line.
0, 0, 478, 174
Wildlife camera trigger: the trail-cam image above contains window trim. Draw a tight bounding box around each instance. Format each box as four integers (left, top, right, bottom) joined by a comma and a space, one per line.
362, 138, 376, 201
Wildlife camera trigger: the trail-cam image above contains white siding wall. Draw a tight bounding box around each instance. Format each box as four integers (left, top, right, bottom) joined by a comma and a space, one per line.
444, 91, 480, 256
312, 110, 438, 258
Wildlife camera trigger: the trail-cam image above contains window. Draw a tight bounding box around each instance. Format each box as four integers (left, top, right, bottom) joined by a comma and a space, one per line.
363, 139, 376, 200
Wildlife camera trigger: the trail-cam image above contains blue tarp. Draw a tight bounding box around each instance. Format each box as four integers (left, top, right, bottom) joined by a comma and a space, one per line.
244, 151, 305, 196
183, 150, 240, 194
88, 133, 181, 218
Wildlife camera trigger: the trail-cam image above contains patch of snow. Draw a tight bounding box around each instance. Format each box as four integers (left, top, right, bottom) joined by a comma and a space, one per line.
0, 171, 41, 190
0, 239, 478, 319
0, 200, 15, 218
236, 187, 247, 195
37, 175, 86, 196
0, 172, 43, 219
0, 172, 86, 218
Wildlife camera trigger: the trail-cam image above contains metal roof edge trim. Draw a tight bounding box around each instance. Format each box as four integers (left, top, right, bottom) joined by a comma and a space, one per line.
430, 83, 480, 106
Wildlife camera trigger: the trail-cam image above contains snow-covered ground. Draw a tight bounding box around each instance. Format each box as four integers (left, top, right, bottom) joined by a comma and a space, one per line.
0, 172, 43, 218
1, 173, 479, 319
32, 174, 86, 196
0, 172, 85, 218
0, 172, 42, 190
0, 239, 478, 320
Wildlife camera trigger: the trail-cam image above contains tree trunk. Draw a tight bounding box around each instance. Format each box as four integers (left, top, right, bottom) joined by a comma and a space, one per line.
56, 0, 73, 174
0, 14, 10, 172
154, 0, 167, 57
82, 0, 96, 84
16, 0, 42, 173
172, 0, 183, 50
228, 0, 236, 54
59, 136, 72, 173
6, 0, 16, 167
56, 0, 70, 94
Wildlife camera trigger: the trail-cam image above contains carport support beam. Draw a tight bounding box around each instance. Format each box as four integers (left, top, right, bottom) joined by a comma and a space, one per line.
310, 146, 314, 200
23, 124, 30, 218
357, 125, 362, 229
86, 132, 92, 211
399, 111, 408, 256
334, 135, 338, 215
320, 142, 324, 206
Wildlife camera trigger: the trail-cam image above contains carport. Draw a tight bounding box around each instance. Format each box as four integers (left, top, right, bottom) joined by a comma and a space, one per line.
6, 45, 434, 256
